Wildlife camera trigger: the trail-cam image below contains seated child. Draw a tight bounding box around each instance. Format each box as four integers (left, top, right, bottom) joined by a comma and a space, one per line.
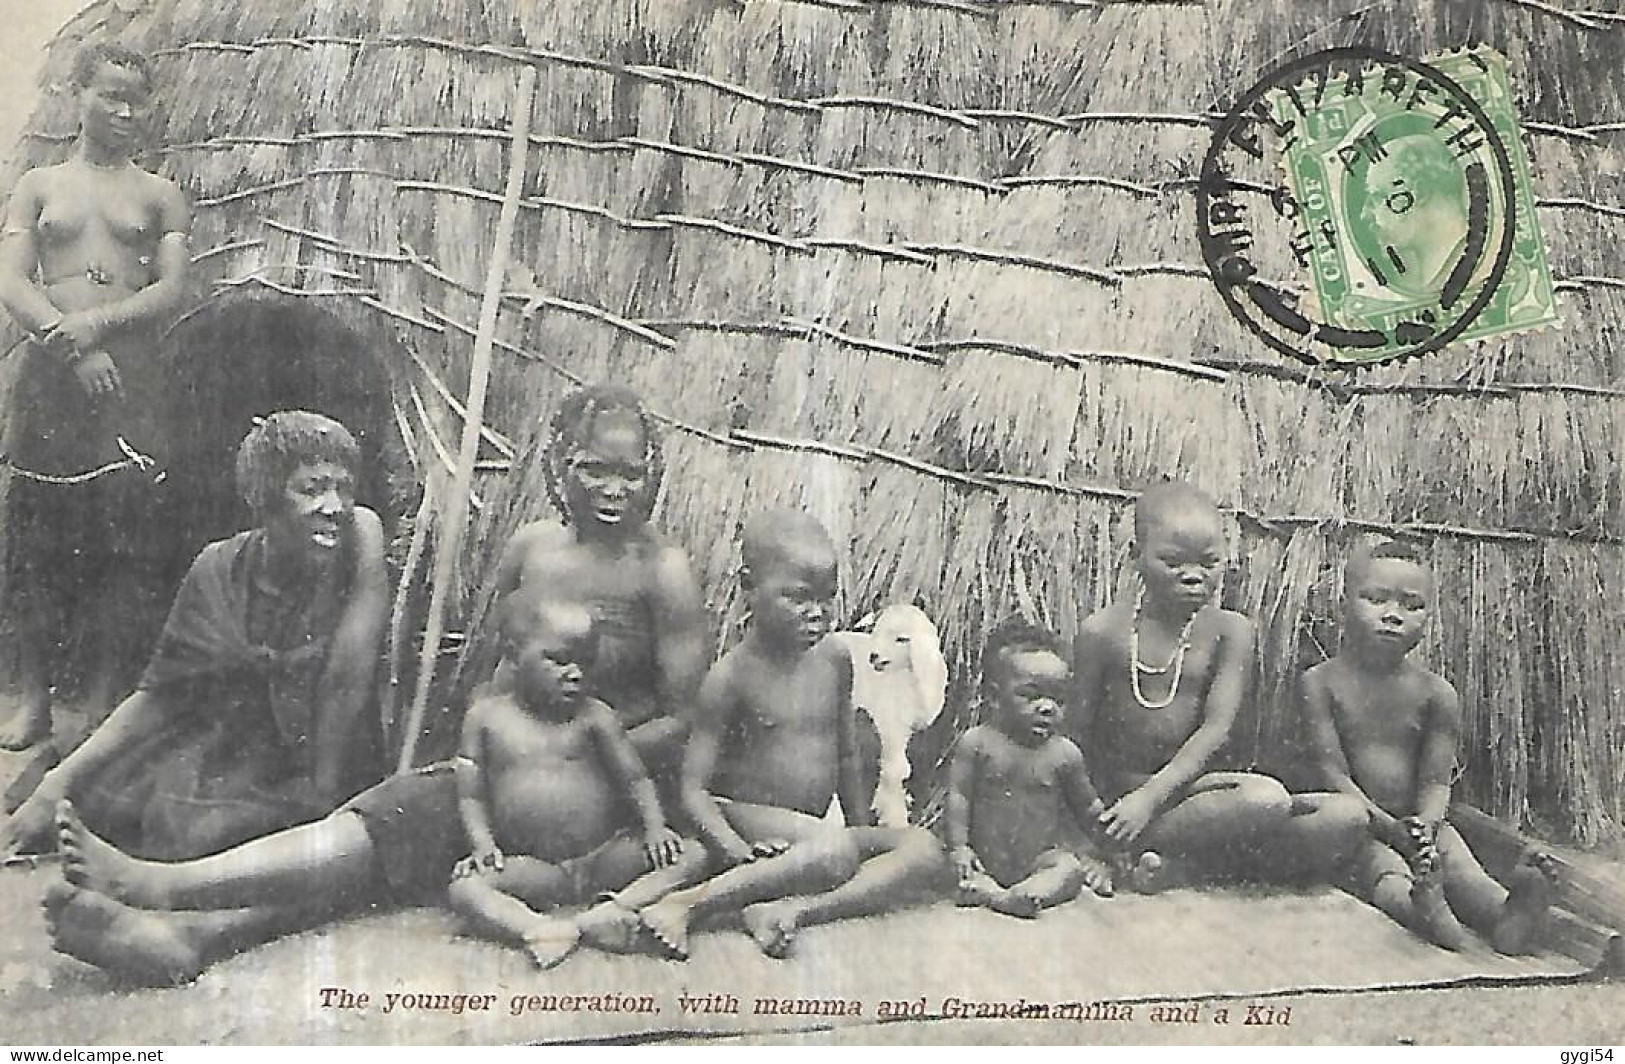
946, 620, 1113, 917
490, 385, 708, 788
1302, 540, 1556, 952
1073, 481, 1300, 890
636, 509, 944, 959
448, 594, 706, 968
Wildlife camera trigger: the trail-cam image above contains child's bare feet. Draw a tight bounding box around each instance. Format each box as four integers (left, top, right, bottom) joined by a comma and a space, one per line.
741, 899, 801, 958
955, 869, 1004, 909
1129, 851, 1170, 894
57, 801, 164, 908
0, 692, 50, 751
1492, 851, 1558, 955
577, 900, 644, 954
1081, 858, 1114, 897
42, 881, 204, 986
1409, 874, 1471, 951
523, 915, 582, 970
638, 899, 692, 960
987, 889, 1042, 919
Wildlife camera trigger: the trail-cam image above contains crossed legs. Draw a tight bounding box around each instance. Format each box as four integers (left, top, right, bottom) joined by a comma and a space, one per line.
957, 847, 1089, 918
447, 836, 707, 969
1120, 772, 1292, 890
639, 800, 942, 959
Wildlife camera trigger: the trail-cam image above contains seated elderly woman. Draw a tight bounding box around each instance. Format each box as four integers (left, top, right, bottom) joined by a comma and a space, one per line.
7, 386, 707, 986
3, 410, 388, 860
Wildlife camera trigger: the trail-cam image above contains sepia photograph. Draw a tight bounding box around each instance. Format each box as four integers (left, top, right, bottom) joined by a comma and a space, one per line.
0, 0, 1621, 1047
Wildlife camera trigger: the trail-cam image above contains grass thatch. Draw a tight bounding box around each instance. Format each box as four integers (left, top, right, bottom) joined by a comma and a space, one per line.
4, 0, 1623, 843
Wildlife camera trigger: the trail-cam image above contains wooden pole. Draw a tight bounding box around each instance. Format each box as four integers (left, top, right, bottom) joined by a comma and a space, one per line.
398, 65, 537, 772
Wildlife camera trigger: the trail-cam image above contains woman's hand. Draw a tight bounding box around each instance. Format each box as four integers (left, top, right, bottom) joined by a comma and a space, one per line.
1099, 787, 1158, 843
69, 350, 122, 401
44, 310, 109, 353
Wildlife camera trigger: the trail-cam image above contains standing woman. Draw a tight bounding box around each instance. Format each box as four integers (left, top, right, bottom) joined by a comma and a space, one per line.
0, 43, 191, 749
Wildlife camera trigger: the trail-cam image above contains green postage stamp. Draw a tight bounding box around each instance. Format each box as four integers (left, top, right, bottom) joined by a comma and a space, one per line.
1274, 47, 1559, 364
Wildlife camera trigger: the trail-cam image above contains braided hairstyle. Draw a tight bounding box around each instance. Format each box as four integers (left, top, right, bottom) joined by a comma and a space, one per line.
235, 411, 360, 523
540, 384, 665, 526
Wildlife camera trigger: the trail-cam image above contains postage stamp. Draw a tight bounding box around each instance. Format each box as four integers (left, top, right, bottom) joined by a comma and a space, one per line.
1199, 46, 1558, 366
1276, 47, 1558, 363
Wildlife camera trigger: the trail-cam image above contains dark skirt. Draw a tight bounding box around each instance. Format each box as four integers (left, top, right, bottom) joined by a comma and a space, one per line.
73, 696, 331, 861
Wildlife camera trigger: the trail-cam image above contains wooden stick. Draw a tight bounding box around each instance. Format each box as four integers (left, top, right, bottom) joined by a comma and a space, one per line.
190, 239, 264, 264
784, 316, 945, 365
404, 347, 520, 456
811, 95, 980, 129
802, 237, 936, 265
856, 167, 1007, 194
398, 66, 537, 773
903, 242, 1121, 285
194, 178, 304, 209
1059, 111, 1217, 128
1000, 175, 1162, 197
1523, 123, 1600, 144
1537, 197, 1625, 219
384, 482, 435, 744
1495, 0, 1606, 31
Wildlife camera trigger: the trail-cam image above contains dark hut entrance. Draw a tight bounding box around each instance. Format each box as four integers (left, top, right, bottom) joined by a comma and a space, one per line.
158, 296, 397, 586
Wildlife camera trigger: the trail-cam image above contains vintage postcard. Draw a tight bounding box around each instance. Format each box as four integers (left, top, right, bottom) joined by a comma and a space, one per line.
0, 0, 1622, 1048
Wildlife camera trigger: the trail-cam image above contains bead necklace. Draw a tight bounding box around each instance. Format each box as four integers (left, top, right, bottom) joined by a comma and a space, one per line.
1129, 587, 1199, 710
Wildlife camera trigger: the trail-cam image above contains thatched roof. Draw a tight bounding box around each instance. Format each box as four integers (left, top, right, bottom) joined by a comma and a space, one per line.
8, 0, 1624, 841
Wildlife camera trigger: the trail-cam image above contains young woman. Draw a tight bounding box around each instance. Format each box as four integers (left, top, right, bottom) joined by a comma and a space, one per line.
0, 43, 191, 748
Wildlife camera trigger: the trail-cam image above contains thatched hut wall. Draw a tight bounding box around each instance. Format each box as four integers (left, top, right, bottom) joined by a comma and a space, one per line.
6, 0, 1622, 841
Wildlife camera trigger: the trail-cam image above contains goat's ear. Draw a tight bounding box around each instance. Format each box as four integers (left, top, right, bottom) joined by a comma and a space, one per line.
853, 610, 878, 633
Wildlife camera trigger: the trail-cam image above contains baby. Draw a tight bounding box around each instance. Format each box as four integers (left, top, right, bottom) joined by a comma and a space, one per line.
448, 594, 703, 968
946, 620, 1113, 917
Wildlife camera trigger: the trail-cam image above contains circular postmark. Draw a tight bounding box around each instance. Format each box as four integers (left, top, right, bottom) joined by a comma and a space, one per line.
1198, 46, 1520, 366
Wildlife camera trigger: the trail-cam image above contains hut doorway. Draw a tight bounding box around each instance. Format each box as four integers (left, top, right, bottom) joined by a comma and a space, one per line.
158, 296, 398, 586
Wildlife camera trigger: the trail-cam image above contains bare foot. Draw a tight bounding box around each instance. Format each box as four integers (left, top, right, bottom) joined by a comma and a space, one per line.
741, 899, 801, 959
43, 882, 204, 986
41, 876, 74, 929
1130, 851, 1170, 895
1082, 859, 1115, 898
988, 890, 1042, 919
955, 870, 1004, 909
1493, 851, 1558, 955
0, 696, 50, 751
638, 899, 692, 960
1409, 875, 1471, 951
523, 915, 582, 970
57, 801, 165, 907
578, 900, 646, 954
3, 792, 59, 857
